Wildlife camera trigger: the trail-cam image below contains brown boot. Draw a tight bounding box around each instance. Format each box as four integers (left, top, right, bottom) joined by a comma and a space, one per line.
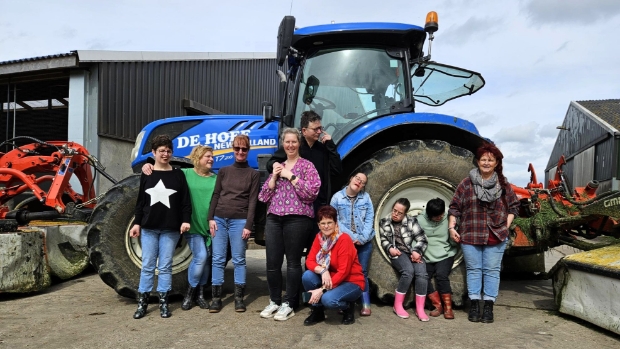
441, 293, 454, 319
428, 291, 443, 317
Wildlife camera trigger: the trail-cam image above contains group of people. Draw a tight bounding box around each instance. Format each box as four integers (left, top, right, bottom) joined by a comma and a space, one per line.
129, 111, 519, 326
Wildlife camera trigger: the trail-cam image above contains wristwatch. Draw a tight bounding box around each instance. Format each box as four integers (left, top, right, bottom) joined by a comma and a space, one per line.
321, 288, 327, 294
290, 175, 297, 181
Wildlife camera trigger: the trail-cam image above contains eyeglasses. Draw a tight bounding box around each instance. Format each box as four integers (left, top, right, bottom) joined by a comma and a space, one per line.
157, 149, 172, 154
392, 209, 405, 217
233, 146, 249, 153
306, 126, 323, 133
353, 175, 367, 185
318, 221, 335, 227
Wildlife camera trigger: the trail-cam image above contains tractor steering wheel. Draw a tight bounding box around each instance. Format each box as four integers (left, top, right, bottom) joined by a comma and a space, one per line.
310, 96, 337, 112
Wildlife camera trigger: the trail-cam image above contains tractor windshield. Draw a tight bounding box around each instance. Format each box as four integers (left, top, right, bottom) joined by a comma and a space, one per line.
294, 48, 406, 143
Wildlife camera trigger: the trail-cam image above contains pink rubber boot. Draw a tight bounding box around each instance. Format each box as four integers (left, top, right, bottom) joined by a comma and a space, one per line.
393, 291, 409, 319
415, 294, 430, 321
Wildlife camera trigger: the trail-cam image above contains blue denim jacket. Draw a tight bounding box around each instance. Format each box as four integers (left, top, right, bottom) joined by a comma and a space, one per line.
330, 187, 376, 245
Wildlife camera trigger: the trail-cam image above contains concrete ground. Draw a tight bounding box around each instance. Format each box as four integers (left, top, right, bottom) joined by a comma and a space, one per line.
1, 247, 619, 349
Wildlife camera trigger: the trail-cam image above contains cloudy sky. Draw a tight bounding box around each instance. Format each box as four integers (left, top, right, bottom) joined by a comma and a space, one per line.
1, 0, 619, 186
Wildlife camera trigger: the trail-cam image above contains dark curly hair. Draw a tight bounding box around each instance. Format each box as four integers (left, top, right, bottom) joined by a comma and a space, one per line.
151, 134, 173, 152
316, 205, 337, 223
475, 143, 507, 188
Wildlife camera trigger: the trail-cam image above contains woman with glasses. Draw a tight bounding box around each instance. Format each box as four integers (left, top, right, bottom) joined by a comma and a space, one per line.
330, 172, 375, 316
418, 197, 458, 319
302, 205, 365, 326
379, 198, 429, 321
207, 134, 260, 313
130, 135, 191, 319
258, 128, 320, 321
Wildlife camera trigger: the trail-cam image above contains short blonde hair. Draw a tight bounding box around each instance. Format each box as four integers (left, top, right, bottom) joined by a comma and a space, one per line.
280, 127, 302, 144
189, 145, 214, 167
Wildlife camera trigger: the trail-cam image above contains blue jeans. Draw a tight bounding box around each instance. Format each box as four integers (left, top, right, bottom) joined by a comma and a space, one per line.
461, 239, 507, 302
138, 229, 181, 293
355, 242, 373, 293
302, 270, 362, 310
212, 216, 247, 286
390, 253, 428, 295
185, 233, 212, 287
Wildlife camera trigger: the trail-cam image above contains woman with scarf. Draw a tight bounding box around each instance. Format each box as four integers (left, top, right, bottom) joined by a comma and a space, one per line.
302, 205, 365, 326
448, 143, 519, 324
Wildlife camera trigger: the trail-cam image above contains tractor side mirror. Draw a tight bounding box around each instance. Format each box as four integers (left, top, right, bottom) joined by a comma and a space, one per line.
262, 102, 274, 123
277, 16, 296, 67
302, 75, 320, 105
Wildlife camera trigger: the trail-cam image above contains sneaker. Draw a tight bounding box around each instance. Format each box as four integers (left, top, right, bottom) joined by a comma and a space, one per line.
273, 302, 295, 321
260, 301, 280, 319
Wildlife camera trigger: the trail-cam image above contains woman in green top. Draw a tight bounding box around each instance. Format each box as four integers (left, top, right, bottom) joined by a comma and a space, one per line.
143, 145, 217, 311
417, 198, 458, 319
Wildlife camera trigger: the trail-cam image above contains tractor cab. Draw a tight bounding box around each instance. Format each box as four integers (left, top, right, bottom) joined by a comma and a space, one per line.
263, 13, 485, 144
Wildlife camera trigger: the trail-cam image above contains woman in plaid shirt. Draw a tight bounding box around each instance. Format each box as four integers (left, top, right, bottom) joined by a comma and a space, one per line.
448, 143, 519, 324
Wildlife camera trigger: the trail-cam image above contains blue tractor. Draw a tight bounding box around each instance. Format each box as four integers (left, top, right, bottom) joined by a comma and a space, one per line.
88, 12, 486, 303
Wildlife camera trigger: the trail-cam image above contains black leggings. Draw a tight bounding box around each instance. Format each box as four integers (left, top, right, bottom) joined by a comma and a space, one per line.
265, 214, 313, 309
426, 256, 455, 294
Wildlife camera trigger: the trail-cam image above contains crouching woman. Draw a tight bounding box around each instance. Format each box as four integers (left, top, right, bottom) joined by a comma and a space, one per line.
302, 206, 365, 326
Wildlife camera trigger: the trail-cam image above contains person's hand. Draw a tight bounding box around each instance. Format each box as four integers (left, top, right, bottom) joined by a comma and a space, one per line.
389, 247, 401, 257
309, 288, 324, 305
411, 251, 422, 263
321, 271, 332, 290
141, 163, 154, 175
129, 225, 141, 238
180, 223, 190, 234
272, 163, 283, 177
280, 167, 294, 180
449, 228, 460, 243
353, 240, 361, 246
321, 131, 332, 143
242, 228, 251, 240
209, 220, 218, 237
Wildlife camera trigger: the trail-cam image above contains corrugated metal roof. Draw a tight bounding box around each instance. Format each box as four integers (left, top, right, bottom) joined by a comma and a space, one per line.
0, 52, 77, 66
76, 50, 276, 62
576, 99, 620, 131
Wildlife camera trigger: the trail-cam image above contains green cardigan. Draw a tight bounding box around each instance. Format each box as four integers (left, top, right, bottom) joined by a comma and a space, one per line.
417, 210, 458, 263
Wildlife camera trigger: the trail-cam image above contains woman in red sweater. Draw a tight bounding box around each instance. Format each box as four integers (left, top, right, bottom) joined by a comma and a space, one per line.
302, 205, 365, 326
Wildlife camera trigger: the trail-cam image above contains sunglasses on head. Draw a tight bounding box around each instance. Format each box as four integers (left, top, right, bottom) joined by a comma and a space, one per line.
233, 146, 249, 153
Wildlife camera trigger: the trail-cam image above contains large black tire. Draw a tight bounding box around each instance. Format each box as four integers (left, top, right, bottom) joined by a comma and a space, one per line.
359, 140, 474, 306
87, 175, 192, 298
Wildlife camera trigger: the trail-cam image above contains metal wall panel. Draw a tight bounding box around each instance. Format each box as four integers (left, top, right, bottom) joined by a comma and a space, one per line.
594, 137, 615, 180
573, 146, 594, 187
546, 102, 610, 170
98, 59, 280, 141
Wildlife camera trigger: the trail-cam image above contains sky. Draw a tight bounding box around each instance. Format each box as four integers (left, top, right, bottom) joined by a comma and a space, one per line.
1, 0, 619, 186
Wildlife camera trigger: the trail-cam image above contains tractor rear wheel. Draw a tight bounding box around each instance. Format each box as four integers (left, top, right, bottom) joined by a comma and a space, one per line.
359, 140, 474, 306
87, 175, 192, 298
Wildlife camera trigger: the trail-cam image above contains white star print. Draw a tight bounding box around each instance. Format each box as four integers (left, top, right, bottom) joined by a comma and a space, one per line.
145, 179, 177, 208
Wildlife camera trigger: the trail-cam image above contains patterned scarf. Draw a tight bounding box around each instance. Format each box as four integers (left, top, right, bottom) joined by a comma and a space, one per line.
469, 168, 502, 203
316, 225, 342, 270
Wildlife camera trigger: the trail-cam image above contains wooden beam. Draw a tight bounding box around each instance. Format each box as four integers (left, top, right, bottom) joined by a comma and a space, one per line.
56, 98, 69, 106
16, 101, 33, 110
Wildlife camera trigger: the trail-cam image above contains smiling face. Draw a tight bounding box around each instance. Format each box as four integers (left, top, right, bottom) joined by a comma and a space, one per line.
233, 139, 249, 162
152, 146, 172, 165
477, 152, 498, 178
197, 150, 214, 171
283, 133, 300, 157
318, 217, 336, 236
348, 173, 367, 194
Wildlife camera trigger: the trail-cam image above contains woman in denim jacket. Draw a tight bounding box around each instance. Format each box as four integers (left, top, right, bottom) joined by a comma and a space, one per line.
330, 172, 375, 316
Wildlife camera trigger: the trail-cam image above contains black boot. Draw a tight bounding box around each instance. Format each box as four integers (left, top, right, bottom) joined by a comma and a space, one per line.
468, 299, 480, 322
481, 300, 494, 323
209, 285, 222, 313
304, 306, 325, 326
196, 285, 209, 309
234, 284, 246, 312
342, 302, 355, 325
159, 292, 171, 318
133, 292, 149, 319
181, 286, 196, 311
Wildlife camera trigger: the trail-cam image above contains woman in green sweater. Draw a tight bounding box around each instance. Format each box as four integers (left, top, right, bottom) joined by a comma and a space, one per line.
418, 198, 458, 319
